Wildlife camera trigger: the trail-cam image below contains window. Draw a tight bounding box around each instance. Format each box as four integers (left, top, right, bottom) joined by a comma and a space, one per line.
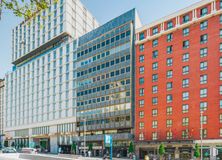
183, 40, 189, 49
220, 43, 222, 52
167, 82, 173, 90
152, 50, 158, 59
139, 133, 144, 141
139, 66, 144, 74
139, 100, 144, 107
183, 92, 189, 100
152, 39, 158, 47
139, 111, 144, 118
139, 55, 144, 63
182, 79, 189, 88
183, 15, 190, 23
200, 102, 207, 111
139, 122, 144, 129
167, 106, 172, 115
200, 88, 207, 98
220, 85, 222, 95
200, 20, 208, 30
220, 129, 222, 137
200, 7, 208, 17
152, 85, 158, 94
167, 21, 173, 29
200, 75, 207, 84
139, 44, 144, 52
167, 94, 173, 103
200, 61, 207, 70
167, 33, 173, 42
200, 34, 208, 44
152, 74, 158, 82
220, 100, 222, 108
166, 119, 173, 127
152, 27, 158, 35
182, 117, 189, 126
167, 45, 173, 54
220, 71, 222, 80
139, 32, 145, 40
220, 114, 222, 123
152, 109, 158, 116
167, 58, 173, 66
167, 70, 173, 78
220, 0, 222, 9
183, 27, 190, 36
166, 131, 173, 140
182, 104, 189, 113
152, 62, 158, 70
201, 129, 207, 138
182, 53, 189, 62
152, 97, 158, 105
220, 15, 222, 24
200, 48, 208, 57
183, 66, 189, 75
220, 57, 222, 66
152, 120, 158, 128
139, 77, 144, 85
182, 130, 189, 139
152, 132, 158, 140
220, 29, 222, 38
139, 88, 144, 96
200, 115, 207, 124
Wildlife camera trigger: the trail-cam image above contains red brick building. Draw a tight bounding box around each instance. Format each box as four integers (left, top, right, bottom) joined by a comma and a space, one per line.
135, 0, 222, 159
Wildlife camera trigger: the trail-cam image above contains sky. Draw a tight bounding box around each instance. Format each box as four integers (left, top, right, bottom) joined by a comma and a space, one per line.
0, 0, 200, 78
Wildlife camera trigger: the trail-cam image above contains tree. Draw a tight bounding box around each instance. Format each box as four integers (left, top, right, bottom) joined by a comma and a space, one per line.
128, 141, 134, 153
71, 142, 76, 154
0, 0, 58, 20
158, 144, 165, 160
194, 144, 201, 158
88, 143, 93, 151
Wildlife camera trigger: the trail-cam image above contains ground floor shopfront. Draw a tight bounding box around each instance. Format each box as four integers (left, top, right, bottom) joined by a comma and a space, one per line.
136, 140, 222, 160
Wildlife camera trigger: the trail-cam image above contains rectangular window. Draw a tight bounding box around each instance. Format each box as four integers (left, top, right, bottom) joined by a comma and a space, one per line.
139, 44, 144, 52
167, 33, 173, 42
152, 85, 158, 93
152, 132, 158, 140
200, 88, 207, 98
152, 27, 159, 35
152, 39, 158, 47
182, 92, 189, 100
167, 106, 172, 115
200, 115, 207, 124
183, 15, 190, 23
200, 61, 208, 70
220, 57, 222, 66
139, 66, 144, 74
183, 66, 189, 75
152, 74, 158, 82
220, 43, 222, 52
167, 82, 173, 91
200, 7, 208, 17
182, 104, 189, 113
166, 119, 173, 127
139, 100, 144, 107
182, 53, 189, 62
220, 71, 222, 80
167, 45, 173, 54
183, 40, 189, 49
182, 79, 189, 88
167, 58, 173, 66
182, 117, 189, 126
220, 29, 222, 38
152, 97, 158, 105
200, 34, 208, 44
220, 114, 222, 123
167, 70, 173, 78
139, 77, 144, 85
152, 109, 158, 116
152, 50, 158, 59
167, 21, 173, 29
200, 48, 208, 57
139, 133, 144, 141
183, 27, 190, 36
139, 32, 145, 40
139, 122, 144, 129
167, 94, 173, 103
182, 130, 189, 139
139, 111, 144, 118
220, 85, 222, 95
152, 62, 158, 70
201, 129, 207, 138
139, 55, 144, 63
200, 75, 207, 84
200, 20, 208, 30
220, 15, 222, 24
152, 120, 158, 128
139, 88, 144, 96
200, 102, 207, 111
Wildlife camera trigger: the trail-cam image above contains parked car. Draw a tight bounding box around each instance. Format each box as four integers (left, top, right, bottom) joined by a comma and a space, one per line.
21, 148, 37, 154
2, 147, 17, 153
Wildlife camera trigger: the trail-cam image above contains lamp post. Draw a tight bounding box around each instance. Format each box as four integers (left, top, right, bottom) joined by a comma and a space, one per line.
83, 118, 86, 157
200, 111, 203, 160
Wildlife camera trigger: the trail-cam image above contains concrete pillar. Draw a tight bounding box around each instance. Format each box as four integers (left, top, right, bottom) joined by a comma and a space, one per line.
135, 144, 140, 159
175, 147, 180, 159
50, 135, 58, 154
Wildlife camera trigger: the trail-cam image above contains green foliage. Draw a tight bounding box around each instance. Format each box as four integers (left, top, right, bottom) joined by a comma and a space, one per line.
158, 144, 165, 156
128, 141, 134, 153
71, 142, 76, 154
194, 144, 201, 158
88, 143, 93, 151
0, 0, 59, 20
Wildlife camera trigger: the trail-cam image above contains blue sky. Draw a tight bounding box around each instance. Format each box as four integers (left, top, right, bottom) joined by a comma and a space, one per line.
0, 0, 200, 78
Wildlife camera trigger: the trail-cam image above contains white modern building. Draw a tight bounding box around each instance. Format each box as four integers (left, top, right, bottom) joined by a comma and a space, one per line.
0, 79, 4, 147
5, 0, 99, 153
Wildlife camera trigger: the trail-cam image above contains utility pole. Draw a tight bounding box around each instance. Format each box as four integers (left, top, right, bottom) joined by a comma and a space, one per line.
200, 111, 203, 160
